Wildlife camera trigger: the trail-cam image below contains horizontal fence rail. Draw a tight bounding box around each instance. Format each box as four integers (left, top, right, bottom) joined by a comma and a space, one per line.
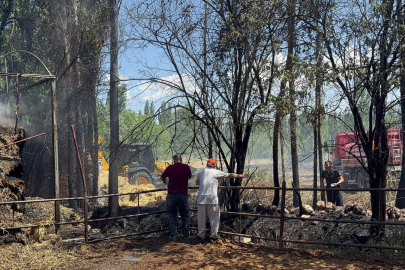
1, 183, 405, 252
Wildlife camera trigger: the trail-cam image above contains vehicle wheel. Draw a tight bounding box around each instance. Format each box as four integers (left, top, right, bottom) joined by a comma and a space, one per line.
129, 171, 153, 186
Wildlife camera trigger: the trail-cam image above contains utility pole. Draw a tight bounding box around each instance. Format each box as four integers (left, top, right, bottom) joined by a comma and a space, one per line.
108, 0, 119, 217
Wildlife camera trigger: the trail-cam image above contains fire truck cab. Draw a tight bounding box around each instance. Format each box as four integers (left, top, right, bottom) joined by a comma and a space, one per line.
324, 129, 402, 189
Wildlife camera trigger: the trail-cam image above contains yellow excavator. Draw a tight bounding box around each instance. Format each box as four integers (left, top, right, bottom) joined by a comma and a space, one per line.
97, 137, 169, 186
97, 137, 109, 171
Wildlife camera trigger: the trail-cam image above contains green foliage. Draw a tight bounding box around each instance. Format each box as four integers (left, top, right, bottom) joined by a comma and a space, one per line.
149, 101, 155, 115
144, 100, 149, 116
158, 102, 172, 126
96, 100, 173, 161
106, 84, 128, 113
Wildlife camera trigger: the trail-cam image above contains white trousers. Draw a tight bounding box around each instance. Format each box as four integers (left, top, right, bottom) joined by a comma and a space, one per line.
197, 204, 220, 239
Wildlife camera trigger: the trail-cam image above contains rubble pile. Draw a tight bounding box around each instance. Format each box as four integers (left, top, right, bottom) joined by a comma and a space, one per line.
91, 192, 405, 248
241, 201, 405, 247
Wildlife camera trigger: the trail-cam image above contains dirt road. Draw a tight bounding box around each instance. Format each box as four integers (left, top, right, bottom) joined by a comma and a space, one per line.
5, 234, 402, 270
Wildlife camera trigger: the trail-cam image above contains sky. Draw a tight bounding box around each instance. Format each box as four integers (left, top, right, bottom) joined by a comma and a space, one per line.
107, 45, 169, 113
108, 1, 395, 118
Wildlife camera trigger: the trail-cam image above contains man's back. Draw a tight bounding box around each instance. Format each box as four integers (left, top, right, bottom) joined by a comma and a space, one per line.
196, 167, 228, 204
162, 162, 191, 195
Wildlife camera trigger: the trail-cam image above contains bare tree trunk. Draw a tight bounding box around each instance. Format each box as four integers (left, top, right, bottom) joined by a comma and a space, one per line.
315, 4, 324, 201
76, 111, 84, 207
57, 0, 80, 211
313, 120, 318, 209
272, 0, 294, 207
92, 94, 99, 199
108, 0, 120, 217
368, 0, 395, 236
68, 105, 78, 211
317, 116, 324, 201
395, 0, 405, 209
272, 110, 281, 206
84, 110, 93, 197
280, 121, 286, 186
287, 0, 299, 207
203, 1, 212, 158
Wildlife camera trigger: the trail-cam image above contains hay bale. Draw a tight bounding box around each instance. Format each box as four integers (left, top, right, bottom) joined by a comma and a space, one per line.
0, 125, 26, 177
98, 170, 166, 207
0, 126, 27, 237
30, 226, 47, 243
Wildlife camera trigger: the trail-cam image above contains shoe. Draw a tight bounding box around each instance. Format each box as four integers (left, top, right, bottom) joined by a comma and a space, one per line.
183, 235, 189, 240
169, 236, 177, 242
210, 237, 219, 243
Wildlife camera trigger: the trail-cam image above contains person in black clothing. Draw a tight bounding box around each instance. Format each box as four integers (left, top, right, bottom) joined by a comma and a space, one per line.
320, 160, 344, 206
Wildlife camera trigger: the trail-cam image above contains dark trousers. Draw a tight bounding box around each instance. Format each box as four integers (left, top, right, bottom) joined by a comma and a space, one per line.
326, 189, 343, 206
166, 193, 189, 238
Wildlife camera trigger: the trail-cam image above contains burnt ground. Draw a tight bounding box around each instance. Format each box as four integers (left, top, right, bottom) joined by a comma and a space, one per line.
4, 190, 405, 269
3, 232, 405, 270
3, 162, 405, 269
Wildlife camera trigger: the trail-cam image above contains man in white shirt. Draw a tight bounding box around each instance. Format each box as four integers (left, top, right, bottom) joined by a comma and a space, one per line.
196, 158, 248, 242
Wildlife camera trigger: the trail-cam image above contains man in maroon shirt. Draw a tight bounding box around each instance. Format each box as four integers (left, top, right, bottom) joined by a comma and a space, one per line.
161, 154, 192, 241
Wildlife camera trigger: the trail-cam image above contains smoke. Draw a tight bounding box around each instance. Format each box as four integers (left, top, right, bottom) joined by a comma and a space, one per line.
0, 100, 16, 126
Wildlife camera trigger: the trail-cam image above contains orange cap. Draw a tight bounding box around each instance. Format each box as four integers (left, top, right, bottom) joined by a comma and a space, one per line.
207, 158, 216, 165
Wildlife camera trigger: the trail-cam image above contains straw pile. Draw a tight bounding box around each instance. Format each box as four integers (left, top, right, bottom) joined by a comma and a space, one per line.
0, 124, 82, 244
0, 125, 25, 177
0, 125, 26, 216
98, 170, 167, 207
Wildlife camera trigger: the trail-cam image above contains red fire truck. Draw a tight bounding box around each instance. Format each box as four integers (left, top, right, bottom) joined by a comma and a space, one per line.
324, 128, 402, 188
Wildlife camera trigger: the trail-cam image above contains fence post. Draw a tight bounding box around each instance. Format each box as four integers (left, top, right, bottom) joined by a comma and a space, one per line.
70, 125, 89, 243
279, 181, 286, 250
239, 188, 242, 242
51, 79, 60, 236
12, 203, 15, 227
138, 194, 141, 232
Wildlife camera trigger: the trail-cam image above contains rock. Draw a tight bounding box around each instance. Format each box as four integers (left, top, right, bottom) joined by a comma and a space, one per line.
233, 236, 251, 243
242, 203, 256, 212
351, 203, 365, 215
335, 206, 344, 212
302, 204, 314, 215
316, 201, 325, 211
343, 203, 366, 215
325, 202, 335, 211
387, 206, 401, 220
269, 205, 277, 215
288, 207, 300, 216
256, 204, 267, 214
